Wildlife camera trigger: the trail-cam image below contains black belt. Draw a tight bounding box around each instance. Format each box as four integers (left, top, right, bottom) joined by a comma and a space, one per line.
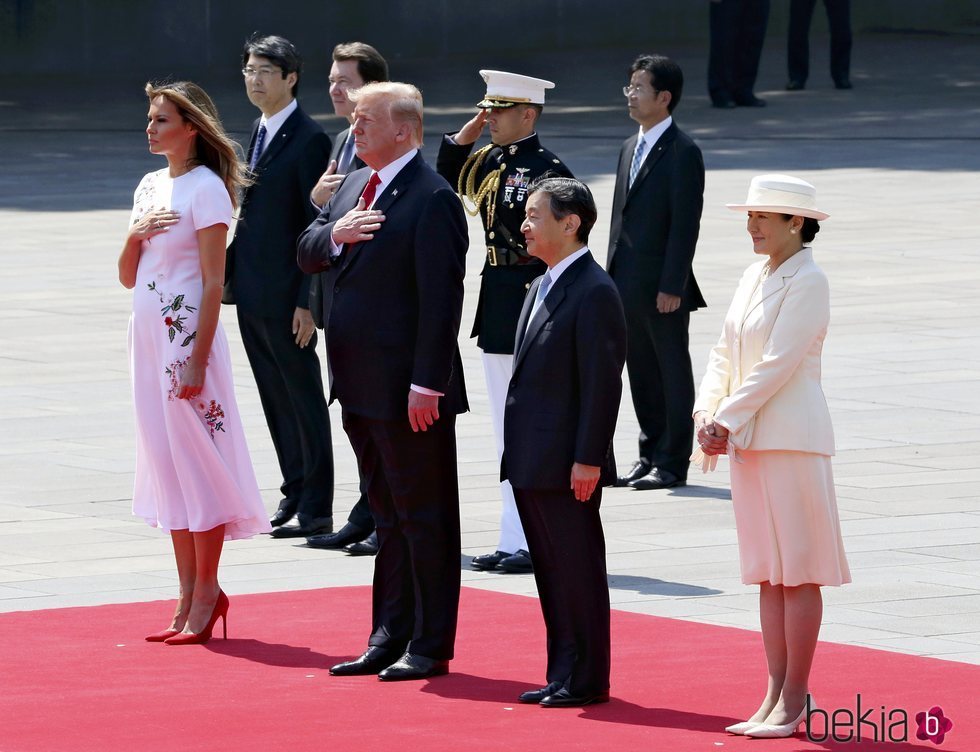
487, 245, 538, 267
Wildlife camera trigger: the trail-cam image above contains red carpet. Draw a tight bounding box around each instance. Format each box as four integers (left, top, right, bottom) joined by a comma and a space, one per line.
1, 586, 976, 751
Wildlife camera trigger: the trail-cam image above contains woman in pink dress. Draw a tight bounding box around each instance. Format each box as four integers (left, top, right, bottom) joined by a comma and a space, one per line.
692, 175, 850, 738
118, 81, 271, 645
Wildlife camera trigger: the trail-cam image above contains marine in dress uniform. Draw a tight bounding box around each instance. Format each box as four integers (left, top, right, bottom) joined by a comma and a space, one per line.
437, 70, 573, 574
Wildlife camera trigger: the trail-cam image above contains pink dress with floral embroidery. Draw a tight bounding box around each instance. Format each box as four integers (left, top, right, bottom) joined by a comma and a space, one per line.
128, 166, 271, 540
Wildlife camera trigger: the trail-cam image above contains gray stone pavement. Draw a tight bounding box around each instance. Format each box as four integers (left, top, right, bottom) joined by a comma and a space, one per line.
1, 34, 978, 664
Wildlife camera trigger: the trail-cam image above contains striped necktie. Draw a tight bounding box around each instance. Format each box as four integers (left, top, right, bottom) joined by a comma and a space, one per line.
249, 124, 267, 170
628, 137, 646, 188
337, 132, 355, 173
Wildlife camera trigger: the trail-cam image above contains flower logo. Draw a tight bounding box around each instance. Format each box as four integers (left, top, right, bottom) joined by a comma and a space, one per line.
916, 706, 953, 745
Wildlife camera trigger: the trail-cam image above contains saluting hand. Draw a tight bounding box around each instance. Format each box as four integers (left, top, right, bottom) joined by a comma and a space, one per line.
452, 109, 488, 146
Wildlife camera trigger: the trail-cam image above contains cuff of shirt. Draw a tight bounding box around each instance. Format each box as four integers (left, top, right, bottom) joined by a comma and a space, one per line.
329, 234, 342, 259
410, 384, 444, 397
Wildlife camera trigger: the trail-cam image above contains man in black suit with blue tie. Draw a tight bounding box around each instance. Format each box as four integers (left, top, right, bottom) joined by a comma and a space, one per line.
297, 82, 468, 681
228, 35, 334, 538
504, 177, 627, 707
609, 54, 706, 492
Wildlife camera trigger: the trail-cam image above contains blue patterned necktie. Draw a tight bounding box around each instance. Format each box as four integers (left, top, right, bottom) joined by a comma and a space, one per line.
628, 137, 647, 188
337, 132, 355, 173
529, 272, 553, 323
249, 124, 268, 170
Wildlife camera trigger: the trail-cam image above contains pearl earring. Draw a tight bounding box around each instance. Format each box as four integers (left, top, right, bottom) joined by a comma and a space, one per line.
791, 228, 798, 234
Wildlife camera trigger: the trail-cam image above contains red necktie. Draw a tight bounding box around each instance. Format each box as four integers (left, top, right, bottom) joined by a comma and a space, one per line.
360, 172, 381, 207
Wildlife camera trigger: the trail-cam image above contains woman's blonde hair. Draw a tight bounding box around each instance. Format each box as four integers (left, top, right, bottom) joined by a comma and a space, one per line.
145, 80, 248, 207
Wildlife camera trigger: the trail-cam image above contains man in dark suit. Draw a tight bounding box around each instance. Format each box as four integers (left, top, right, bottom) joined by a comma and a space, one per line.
437, 69, 573, 575
228, 35, 334, 537
504, 177, 626, 707
306, 42, 389, 556
609, 54, 706, 491
297, 82, 468, 681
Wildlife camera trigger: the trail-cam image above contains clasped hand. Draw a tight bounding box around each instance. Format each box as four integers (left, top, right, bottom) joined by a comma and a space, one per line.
331, 197, 385, 245
694, 411, 729, 456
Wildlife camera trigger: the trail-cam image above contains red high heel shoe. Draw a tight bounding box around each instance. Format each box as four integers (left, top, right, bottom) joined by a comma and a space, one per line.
145, 628, 181, 642
164, 591, 229, 645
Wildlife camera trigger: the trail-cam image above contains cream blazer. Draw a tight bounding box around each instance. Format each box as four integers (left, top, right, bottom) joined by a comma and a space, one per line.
694, 248, 835, 455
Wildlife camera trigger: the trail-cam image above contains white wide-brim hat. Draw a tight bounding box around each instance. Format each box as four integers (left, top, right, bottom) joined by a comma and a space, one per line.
477, 69, 555, 109
726, 174, 829, 220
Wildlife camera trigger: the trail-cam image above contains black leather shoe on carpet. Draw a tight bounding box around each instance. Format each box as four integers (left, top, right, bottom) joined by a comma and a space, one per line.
378, 653, 449, 681
329, 646, 401, 676
518, 681, 563, 704
540, 688, 610, 707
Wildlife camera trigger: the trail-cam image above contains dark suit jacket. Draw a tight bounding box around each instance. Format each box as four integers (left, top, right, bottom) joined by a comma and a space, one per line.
227, 105, 331, 318
502, 252, 627, 490
606, 122, 706, 314
309, 125, 366, 328
297, 152, 469, 422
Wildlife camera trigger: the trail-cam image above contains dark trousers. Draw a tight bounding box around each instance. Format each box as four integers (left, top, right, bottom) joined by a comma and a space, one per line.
237, 310, 333, 519
708, 0, 771, 104
345, 487, 374, 532
514, 487, 610, 696
788, 0, 852, 85
624, 308, 695, 480
343, 410, 461, 661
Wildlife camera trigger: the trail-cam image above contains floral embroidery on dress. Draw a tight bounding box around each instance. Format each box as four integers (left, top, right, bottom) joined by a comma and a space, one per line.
132, 178, 157, 225
164, 356, 226, 438
148, 280, 198, 346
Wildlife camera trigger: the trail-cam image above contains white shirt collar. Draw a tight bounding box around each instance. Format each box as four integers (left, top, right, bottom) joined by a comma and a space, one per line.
368, 148, 419, 206
545, 245, 590, 286
259, 98, 298, 143
637, 114, 672, 151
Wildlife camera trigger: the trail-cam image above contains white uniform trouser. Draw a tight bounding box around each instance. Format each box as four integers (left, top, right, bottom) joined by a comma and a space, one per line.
482, 351, 528, 554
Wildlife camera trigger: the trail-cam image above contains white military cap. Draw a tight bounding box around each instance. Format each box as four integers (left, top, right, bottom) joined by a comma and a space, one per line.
477, 69, 555, 109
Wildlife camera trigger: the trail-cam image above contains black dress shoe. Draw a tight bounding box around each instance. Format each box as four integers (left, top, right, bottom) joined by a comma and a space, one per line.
615, 459, 651, 487
711, 97, 736, 109
270, 515, 333, 539
329, 646, 401, 676
498, 549, 533, 574
835, 78, 853, 90
629, 468, 685, 491
470, 550, 509, 571
306, 522, 371, 550
734, 95, 766, 107
540, 688, 610, 707
269, 502, 297, 528
378, 653, 449, 681
518, 681, 563, 704
345, 531, 378, 556
785, 79, 805, 91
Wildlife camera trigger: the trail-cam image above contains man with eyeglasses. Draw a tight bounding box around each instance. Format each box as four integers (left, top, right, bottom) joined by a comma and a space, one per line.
306, 42, 390, 557
227, 34, 335, 538
608, 54, 706, 492
436, 70, 573, 576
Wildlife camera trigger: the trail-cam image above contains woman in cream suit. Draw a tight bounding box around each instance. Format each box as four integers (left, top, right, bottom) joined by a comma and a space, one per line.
693, 175, 850, 739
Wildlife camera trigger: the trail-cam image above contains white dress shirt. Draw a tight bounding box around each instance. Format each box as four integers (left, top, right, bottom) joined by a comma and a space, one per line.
632, 115, 672, 172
